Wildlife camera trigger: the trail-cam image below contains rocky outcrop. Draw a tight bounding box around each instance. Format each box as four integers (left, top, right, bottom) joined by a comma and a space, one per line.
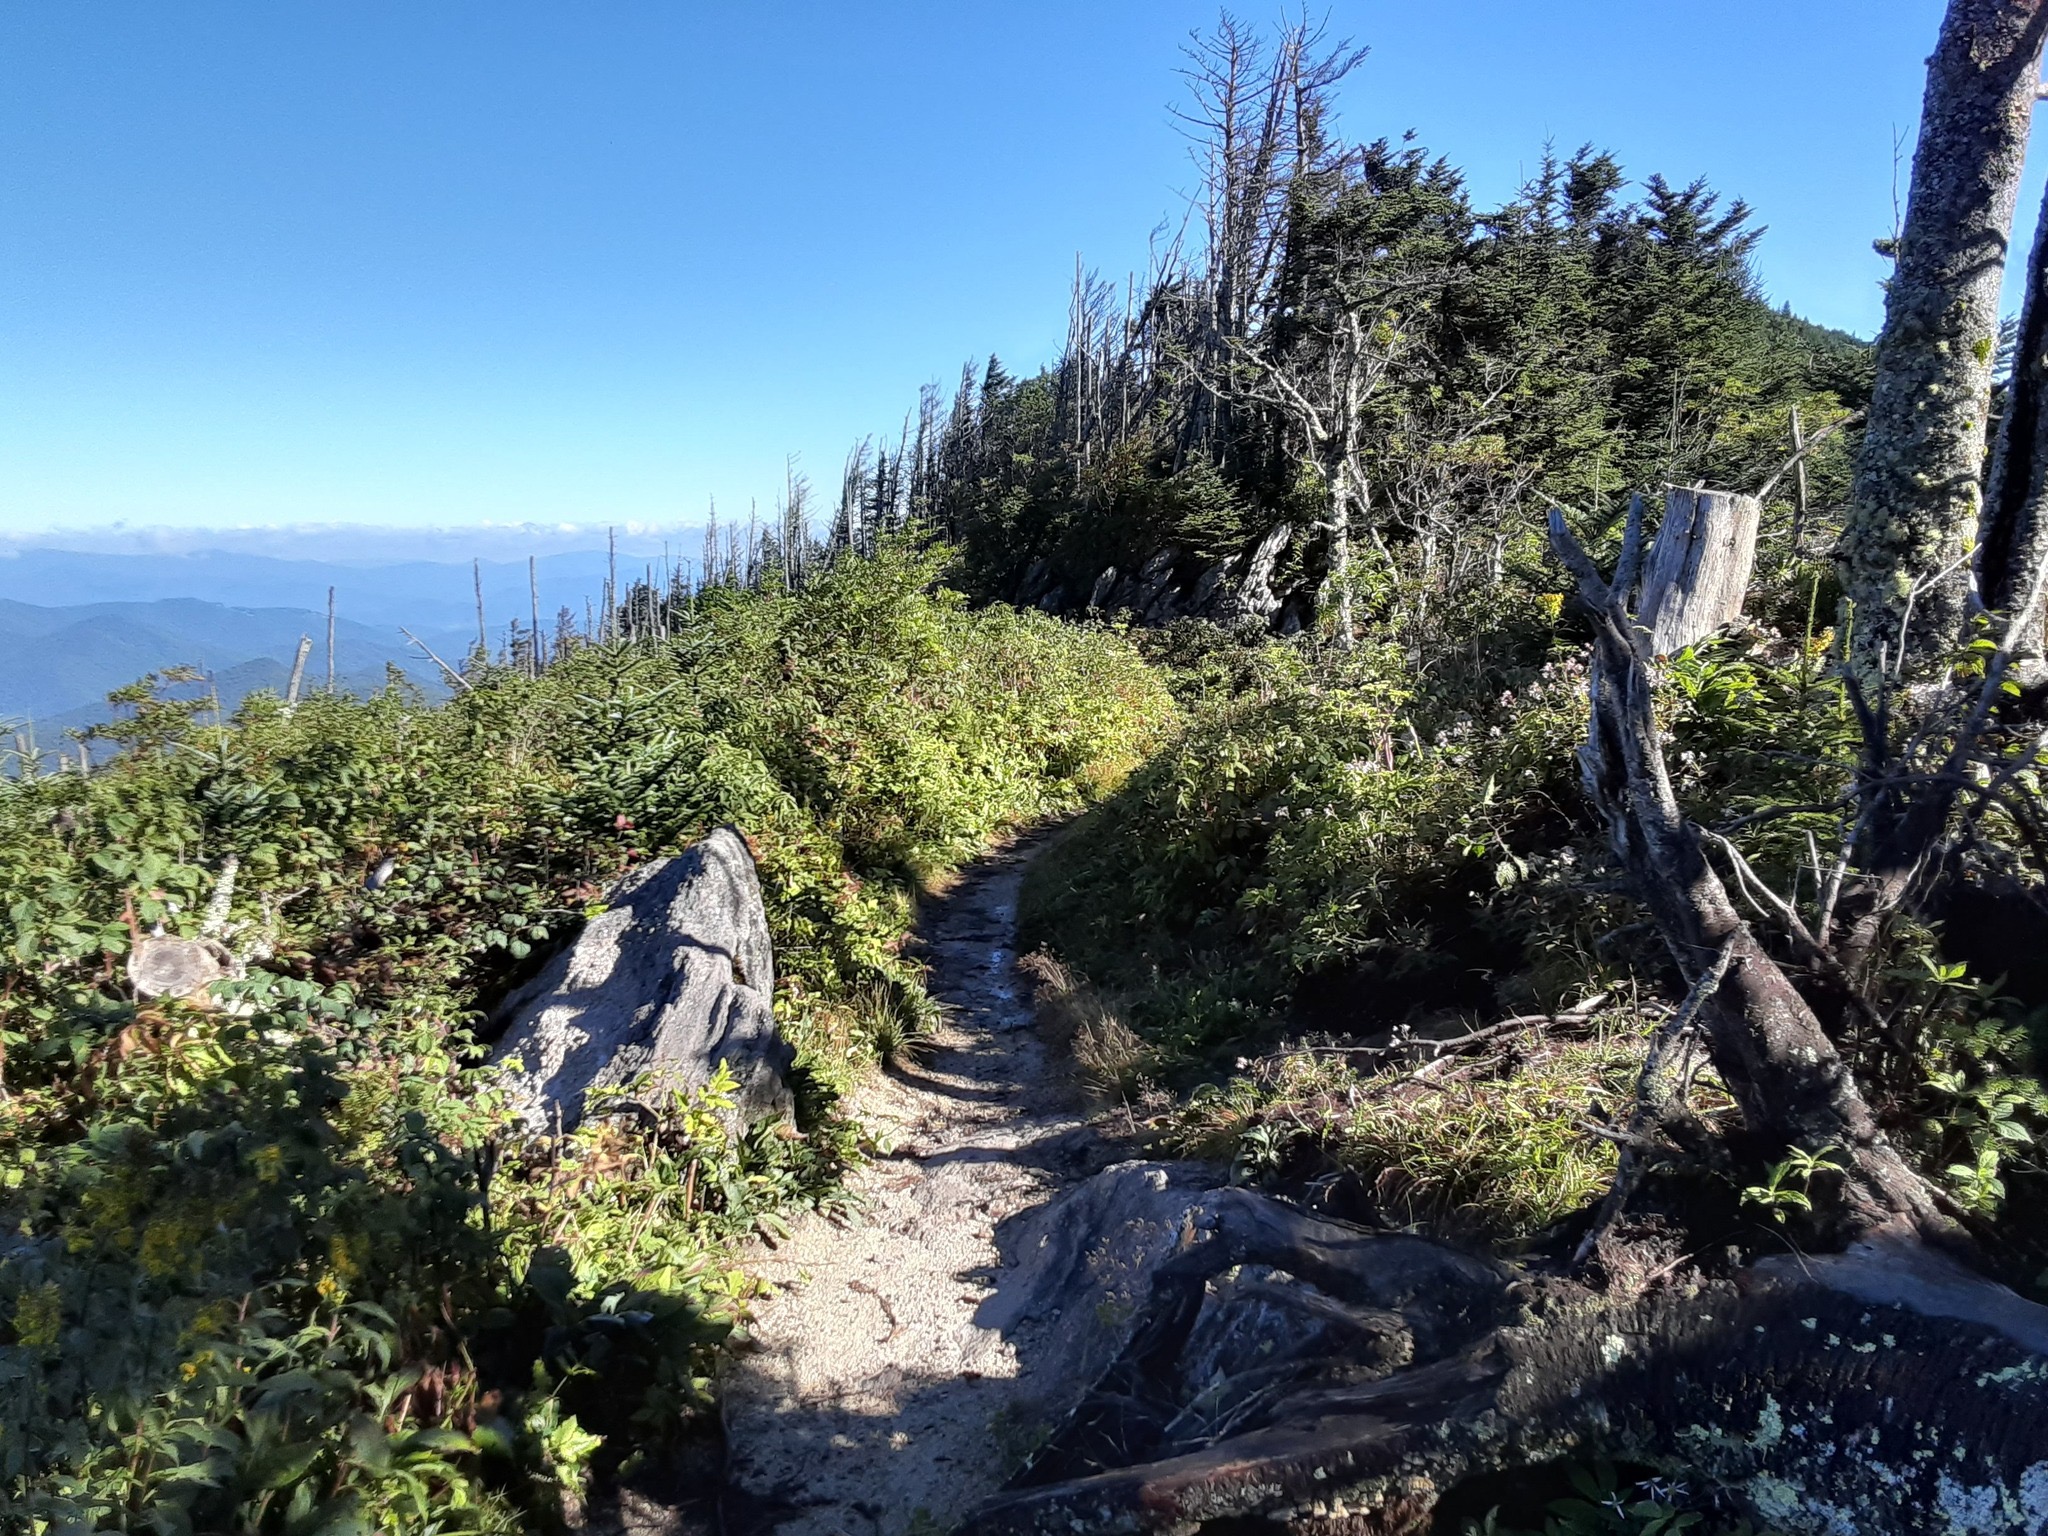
490, 827, 792, 1133
1129, 548, 1182, 624
961, 1169, 2048, 1536
978, 1162, 1230, 1401
1066, 523, 1303, 630
972, 1170, 1510, 1507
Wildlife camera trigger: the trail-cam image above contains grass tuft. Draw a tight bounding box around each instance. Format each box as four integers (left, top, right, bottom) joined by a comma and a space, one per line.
1021, 950, 1153, 1102
1158, 1020, 1670, 1241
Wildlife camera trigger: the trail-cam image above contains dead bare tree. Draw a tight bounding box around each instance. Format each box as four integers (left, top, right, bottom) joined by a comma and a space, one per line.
1169, 13, 1367, 464
1233, 307, 1409, 648
1634, 488, 1763, 657
1371, 357, 1529, 660
834, 438, 873, 559
1548, 497, 1949, 1240
528, 556, 543, 676
782, 457, 812, 588
905, 386, 942, 529
283, 634, 312, 708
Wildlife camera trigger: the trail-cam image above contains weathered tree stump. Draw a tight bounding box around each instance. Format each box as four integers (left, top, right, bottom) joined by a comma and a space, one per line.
127, 936, 231, 1002
1635, 488, 1761, 657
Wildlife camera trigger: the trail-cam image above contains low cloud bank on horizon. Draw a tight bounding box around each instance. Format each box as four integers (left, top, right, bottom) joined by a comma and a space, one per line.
0, 519, 704, 565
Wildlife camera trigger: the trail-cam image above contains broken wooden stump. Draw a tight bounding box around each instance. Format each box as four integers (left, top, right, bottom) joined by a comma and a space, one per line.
1636, 487, 1761, 657
127, 936, 232, 1002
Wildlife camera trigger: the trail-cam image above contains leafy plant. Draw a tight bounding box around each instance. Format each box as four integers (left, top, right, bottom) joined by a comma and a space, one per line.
1740, 1145, 1845, 1224
1466, 1461, 1768, 1536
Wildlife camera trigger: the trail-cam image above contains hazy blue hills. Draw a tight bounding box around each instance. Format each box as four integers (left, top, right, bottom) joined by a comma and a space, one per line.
0, 546, 665, 635
0, 596, 459, 746
0, 543, 689, 759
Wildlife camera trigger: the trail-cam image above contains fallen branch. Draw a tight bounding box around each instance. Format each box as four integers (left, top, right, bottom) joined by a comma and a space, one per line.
1295, 994, 1617, 1068
1572, 939, 1734, 1268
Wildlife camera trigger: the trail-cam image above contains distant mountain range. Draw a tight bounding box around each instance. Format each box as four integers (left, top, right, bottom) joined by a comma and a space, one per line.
0, 543, 695, 760
0, 545, 670, 633
0, 596, 462, 749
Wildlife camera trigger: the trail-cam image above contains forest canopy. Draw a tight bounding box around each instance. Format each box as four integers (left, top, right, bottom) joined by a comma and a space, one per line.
820, 22, 1868, 653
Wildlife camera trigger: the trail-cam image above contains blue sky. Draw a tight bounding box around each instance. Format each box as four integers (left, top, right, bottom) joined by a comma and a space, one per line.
0, 1, 2005, 545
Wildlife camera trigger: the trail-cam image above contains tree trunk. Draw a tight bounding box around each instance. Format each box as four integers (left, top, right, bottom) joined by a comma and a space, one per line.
1837, 0, 2048, 689
1980, 171, 2048, 669
1329, 458, 1361, 650
1636, 488, 1761, 655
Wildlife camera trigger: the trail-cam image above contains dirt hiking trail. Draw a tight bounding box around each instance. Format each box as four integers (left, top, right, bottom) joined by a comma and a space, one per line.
719, 828, 1120, 1536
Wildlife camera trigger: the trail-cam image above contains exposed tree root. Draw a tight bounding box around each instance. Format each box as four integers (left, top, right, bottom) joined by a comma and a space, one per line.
961, 1206, 2048, 1536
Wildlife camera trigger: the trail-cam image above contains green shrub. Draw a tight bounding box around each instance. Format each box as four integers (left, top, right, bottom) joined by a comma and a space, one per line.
1022, 633, 1600, 1068
0, 542, 1175, 1528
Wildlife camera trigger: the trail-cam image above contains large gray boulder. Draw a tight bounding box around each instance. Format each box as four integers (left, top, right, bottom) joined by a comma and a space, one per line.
489, 826, 793, 1133
974, 1166, 1509, 1494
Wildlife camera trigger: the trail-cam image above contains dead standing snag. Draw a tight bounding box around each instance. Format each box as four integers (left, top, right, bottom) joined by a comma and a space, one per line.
1546, 498, 1947, 1241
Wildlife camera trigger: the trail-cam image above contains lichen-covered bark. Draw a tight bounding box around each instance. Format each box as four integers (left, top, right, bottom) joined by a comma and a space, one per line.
1839, 0, 2048, 688
1980, 173, 2048, 656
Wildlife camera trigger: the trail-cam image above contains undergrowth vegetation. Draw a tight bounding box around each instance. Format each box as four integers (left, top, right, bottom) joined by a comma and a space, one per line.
1158, 1029, 1651, 1243
0, 544, 1173, 1532
1022, 524, 2048, 1282
1021, 593, 1601, 1063
13, 8, 2048, 1529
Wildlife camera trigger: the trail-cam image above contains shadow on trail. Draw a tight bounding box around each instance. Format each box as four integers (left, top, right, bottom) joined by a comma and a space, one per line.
691, 826, 1171, 1536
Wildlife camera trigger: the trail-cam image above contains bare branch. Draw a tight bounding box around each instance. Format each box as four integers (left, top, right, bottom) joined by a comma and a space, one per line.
1545, 503, 1611, 611
400, 628, 474, 694
1573, 938, 1737, 1268
1754, 410, 1865, 503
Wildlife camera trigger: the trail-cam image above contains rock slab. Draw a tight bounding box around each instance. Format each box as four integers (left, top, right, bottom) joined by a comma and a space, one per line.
490, 826, 792, 1131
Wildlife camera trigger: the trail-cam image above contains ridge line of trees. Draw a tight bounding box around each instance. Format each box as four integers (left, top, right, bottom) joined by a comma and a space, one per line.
820, 14, 1868, 646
